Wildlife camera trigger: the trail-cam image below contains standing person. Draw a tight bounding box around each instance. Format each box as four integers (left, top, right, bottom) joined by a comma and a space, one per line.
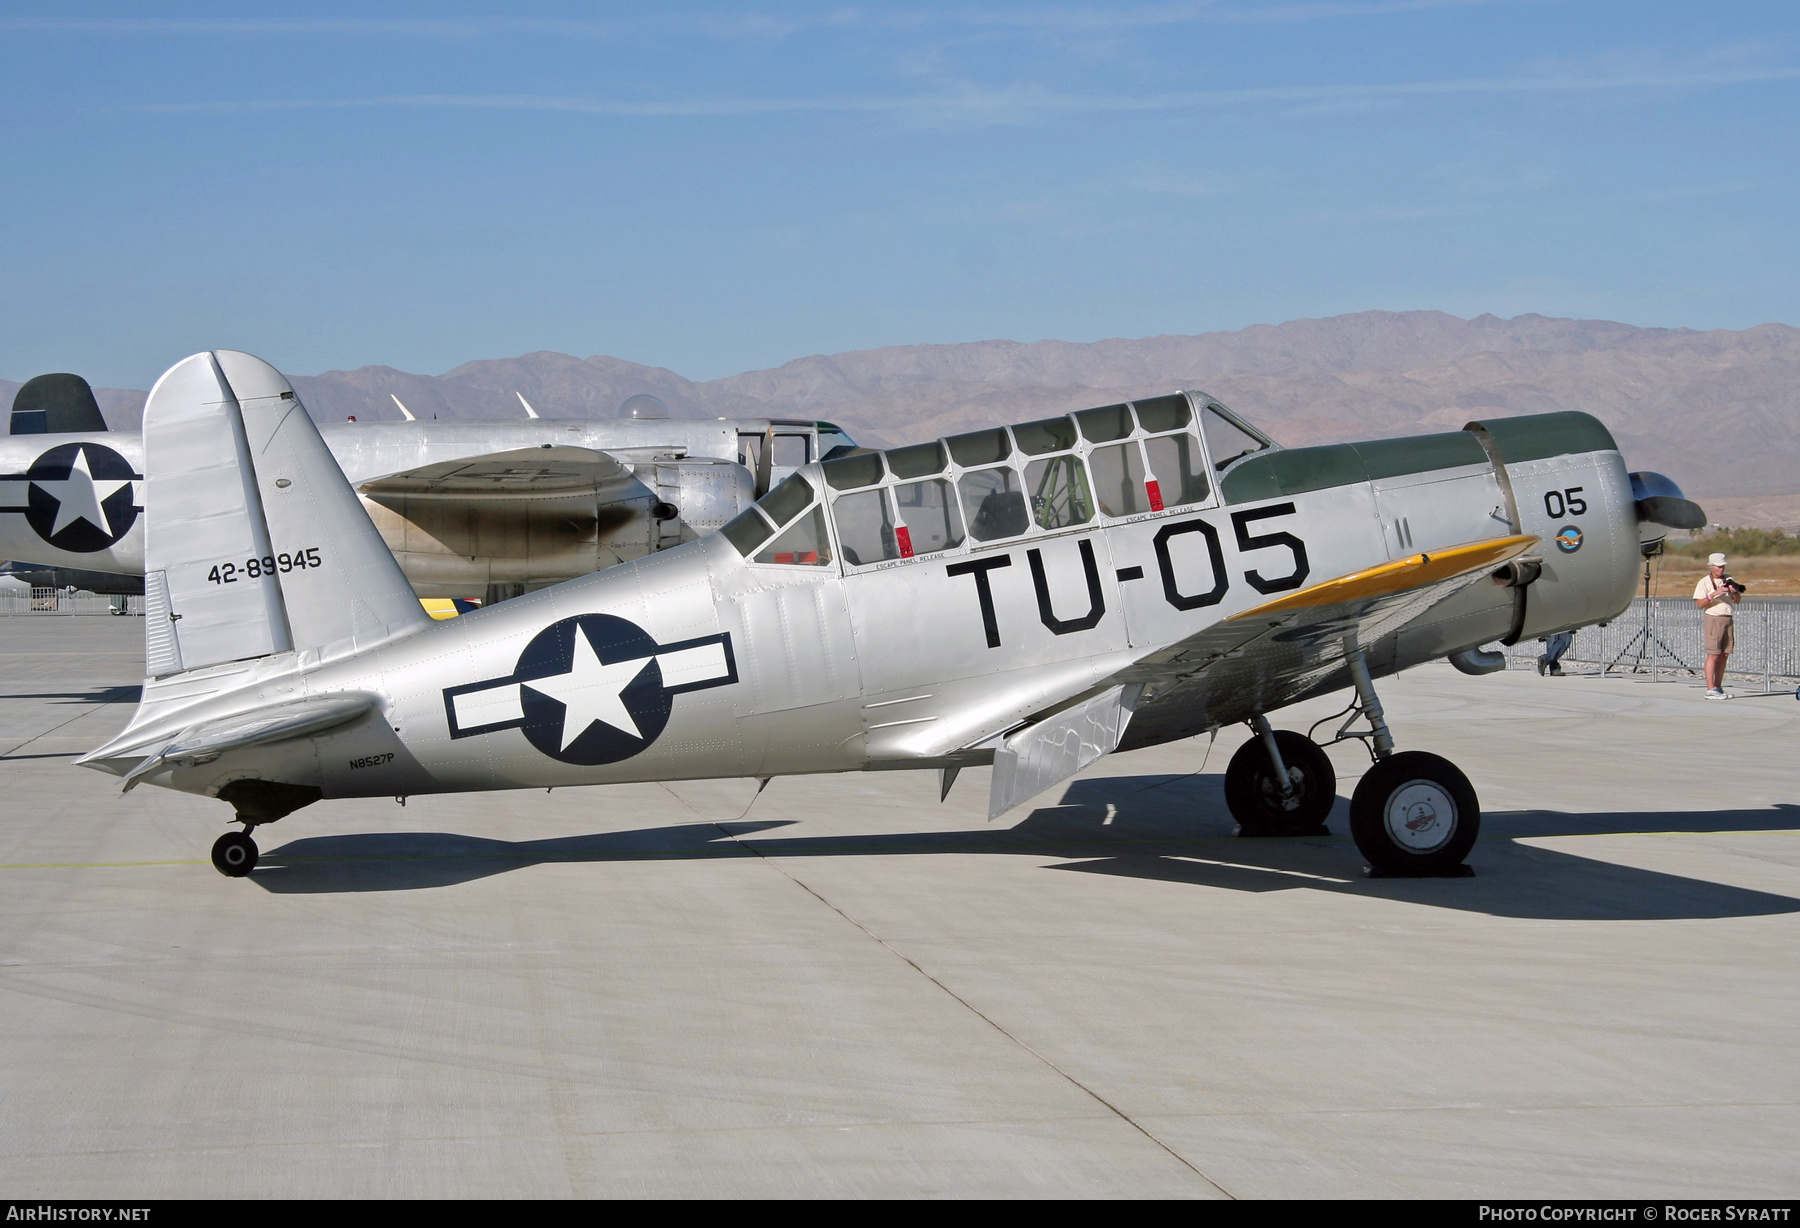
1537, 630, 1573, 676
1693, 551, 1741, 699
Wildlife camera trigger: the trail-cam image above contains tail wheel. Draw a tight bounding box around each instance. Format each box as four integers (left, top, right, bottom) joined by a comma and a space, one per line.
1225, 730, 1336, 836
211, 831, 259, 878
1349, 751, 1480, 876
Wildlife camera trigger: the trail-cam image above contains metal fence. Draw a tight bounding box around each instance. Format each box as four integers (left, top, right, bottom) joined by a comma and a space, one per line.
1504, 597, 1800, 689
0, 587, 145, 616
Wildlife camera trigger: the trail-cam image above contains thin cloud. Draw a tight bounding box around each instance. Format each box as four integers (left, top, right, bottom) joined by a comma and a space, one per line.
127, 63, 1800, 124
0, 2, 1561, 42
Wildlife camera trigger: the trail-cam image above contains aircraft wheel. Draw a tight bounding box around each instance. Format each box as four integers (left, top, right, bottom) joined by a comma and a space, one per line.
1225, 730, 1336, 836
211, 831, 259, 878
1349, 751, 1479, 876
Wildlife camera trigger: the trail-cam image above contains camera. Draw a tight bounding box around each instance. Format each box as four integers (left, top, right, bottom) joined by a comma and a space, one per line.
1725, 576, 1747, 594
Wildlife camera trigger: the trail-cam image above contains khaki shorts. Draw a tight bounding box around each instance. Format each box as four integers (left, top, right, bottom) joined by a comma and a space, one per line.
1705, 615, 1735, 655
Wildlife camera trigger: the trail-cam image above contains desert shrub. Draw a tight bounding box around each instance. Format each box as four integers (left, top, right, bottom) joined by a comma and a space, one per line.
1665, 527, 1800, 557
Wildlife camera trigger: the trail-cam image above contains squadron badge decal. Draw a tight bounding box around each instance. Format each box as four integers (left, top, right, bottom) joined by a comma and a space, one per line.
0, 443, 142, 552
1554, 525, 1583, 554
443, 614, 736, 765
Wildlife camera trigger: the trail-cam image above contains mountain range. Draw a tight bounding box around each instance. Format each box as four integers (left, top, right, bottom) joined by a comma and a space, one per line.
7, 311, 1795, 513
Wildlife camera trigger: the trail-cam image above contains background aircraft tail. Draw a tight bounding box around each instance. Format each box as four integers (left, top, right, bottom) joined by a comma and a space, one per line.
10, 373, 108, 434
142, 350, 429, 678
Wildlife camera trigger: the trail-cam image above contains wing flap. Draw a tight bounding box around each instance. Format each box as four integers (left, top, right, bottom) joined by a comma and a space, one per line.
988, 683, 1142, 818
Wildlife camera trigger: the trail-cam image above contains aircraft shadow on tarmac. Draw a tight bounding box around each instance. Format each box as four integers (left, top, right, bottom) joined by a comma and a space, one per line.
249, 773, 1800, 922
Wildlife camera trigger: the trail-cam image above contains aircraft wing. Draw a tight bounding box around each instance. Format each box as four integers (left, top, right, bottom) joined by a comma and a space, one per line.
356, 446, 639, 500
984, 533, 1537, 817
1120, 533, 1538, 692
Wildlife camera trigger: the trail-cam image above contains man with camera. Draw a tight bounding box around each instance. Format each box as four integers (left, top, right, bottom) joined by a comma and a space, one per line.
1693, 551, 1743, 699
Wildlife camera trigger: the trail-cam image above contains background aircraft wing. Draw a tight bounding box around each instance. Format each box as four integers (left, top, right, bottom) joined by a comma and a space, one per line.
356, 445, 640, 500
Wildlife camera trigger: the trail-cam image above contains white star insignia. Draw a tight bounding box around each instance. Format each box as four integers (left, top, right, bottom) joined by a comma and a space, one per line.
34, 447, 132, 538
522, 627, 652, 750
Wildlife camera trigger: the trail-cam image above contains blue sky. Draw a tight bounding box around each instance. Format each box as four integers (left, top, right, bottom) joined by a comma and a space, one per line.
2, 1, 1797, 387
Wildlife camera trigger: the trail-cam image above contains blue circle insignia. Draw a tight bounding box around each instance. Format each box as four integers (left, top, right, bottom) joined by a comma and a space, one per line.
442, 614, 737, 767
1554, 525, 1583, 554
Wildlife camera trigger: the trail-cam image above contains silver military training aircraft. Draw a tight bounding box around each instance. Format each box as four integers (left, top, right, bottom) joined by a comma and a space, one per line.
79, 350, 1705, 880
0, 371, 851, 599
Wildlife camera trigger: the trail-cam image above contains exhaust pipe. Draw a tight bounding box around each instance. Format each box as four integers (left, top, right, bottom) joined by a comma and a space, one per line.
1448, 646, 1508, 676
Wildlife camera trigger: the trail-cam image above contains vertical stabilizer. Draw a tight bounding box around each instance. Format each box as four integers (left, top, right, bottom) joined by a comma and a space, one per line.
141, 350, 429, 679
213, 350, 429, 664
10, 373, 108, 435
143, 353, 292, 674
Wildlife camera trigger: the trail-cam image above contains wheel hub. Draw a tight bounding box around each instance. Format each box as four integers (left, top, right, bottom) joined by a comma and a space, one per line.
1383, 781, 1456, 853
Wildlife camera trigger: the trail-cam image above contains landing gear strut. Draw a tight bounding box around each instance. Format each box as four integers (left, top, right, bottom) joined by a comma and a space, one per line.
1225, 648, 1482, 876
1224, 720, 1335, 836
211, 829, 258, 878
1338, 649, 1479, 876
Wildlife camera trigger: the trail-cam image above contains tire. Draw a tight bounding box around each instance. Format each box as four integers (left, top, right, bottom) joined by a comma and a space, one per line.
211, 831, 259, 878
1349, 751, 1480, 876
1225, 730, 1336, 836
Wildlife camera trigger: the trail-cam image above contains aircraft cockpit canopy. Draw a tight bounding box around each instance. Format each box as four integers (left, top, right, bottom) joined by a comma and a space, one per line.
721, 392, 1278, 569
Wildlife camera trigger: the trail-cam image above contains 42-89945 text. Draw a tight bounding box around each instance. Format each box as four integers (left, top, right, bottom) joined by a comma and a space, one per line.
207, 547, 322, 585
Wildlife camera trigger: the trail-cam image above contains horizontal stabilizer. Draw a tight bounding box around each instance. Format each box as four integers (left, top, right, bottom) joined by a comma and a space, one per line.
10, 373, 107, 435
104, 692, 375, 792
989, 684, 1141, 819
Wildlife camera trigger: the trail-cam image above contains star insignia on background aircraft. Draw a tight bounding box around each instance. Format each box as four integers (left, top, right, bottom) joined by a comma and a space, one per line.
443, 614, 737, 765
4, 442, 142, 552
39, 446, 130, 536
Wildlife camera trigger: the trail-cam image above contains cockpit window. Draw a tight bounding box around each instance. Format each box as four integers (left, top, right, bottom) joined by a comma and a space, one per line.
833, 489, 900, 566
759, 473, 816, 527
772, 434, 810, 468
947, 428, 1012, 467
1089, 441, 1151, 516
755, 507, 833, 566
893, 478, 964, 556
885, 440, 947, 479
721, 507, 775, 557
1144, 433, 1210, 506
1025, 454, 1094, 530
1075, 404, 1132, 443
816, 422, 856, 459
822, 451, 885, 491
1012, 416, 1078, 456
1200, 403, 1271, 471
1133, 394, 1192, 433
960, 467, 1028, 541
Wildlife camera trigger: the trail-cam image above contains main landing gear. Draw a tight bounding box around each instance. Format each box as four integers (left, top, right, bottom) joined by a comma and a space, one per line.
1226, 650, 1480, 877
211, 828, 259, 877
